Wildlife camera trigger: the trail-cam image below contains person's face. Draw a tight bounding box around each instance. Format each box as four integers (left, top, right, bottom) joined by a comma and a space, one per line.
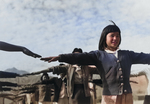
106, 32, 120, 51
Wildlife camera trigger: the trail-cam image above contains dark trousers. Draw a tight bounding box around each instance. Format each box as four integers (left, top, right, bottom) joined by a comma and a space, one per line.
35, 77, 62, 102
144, 95, 150, 104
70, 84, 91, 104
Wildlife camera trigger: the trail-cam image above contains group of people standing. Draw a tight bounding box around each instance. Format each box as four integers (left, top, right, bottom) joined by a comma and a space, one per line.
32, 48, 99, 104
1, 21, 150, 104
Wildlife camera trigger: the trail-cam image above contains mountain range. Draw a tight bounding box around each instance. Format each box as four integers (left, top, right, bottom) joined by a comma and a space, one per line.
4, 67, 29, 75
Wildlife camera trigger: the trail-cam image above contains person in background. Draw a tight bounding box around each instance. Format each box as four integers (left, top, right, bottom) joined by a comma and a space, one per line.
35, 48, 98, 104
28, 65, 67, 104
40, 21, 150, 104
0, 41, 41, 58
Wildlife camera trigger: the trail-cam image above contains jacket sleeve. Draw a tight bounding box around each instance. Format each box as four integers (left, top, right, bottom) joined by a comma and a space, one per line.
31, 65, 68, 75
129, 51, 150, 64
0, 41, 23, 51
50, 65, 68, 75
58, 51, 99, 65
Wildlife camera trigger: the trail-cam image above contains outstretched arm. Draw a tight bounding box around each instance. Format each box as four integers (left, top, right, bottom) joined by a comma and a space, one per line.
22, 64, 68, 76
31, 68, 53, 75
40, 56, 60, 62
0, 41, 41, 58
41, 52, 98, 65
21, 68, 52, 76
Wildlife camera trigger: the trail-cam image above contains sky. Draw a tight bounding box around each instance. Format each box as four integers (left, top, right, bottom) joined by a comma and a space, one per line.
0, 0, 150, 73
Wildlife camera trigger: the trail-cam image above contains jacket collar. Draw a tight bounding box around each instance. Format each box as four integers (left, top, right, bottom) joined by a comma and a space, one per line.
105, 48, 120, 58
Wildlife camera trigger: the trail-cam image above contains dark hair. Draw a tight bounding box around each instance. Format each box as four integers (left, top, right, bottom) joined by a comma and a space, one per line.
72, 48, 83, 53
98, 21, 121, 50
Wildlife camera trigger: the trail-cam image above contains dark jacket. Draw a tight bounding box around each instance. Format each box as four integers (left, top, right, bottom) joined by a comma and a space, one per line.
49, 64, 98, 97
58, 50, 150, 95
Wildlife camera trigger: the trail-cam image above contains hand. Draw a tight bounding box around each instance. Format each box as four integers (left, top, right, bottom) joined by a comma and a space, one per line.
40, 56, 59, 63
22, 47, 41, 58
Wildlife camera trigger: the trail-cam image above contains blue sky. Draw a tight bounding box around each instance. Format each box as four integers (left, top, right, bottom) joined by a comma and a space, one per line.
0, 0, 150, 73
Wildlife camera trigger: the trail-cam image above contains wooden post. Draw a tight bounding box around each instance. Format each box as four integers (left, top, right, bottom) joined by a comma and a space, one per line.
0, 97, 4, 104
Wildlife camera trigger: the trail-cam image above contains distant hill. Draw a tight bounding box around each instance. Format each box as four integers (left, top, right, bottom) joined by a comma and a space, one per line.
4, 67, 29, 75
